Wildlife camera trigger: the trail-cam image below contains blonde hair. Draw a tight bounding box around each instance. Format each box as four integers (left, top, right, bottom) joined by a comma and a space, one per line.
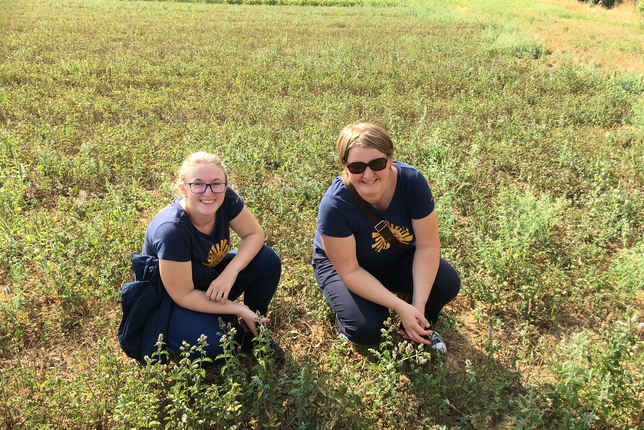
336, 123, 394, 166
174, 152, 227, 197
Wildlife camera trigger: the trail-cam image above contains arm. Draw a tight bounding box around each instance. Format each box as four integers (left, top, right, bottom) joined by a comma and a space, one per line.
410, 211, 441, 315
159, 259, 267, 336
205, 206, 265, 304
320, 233, 433, 345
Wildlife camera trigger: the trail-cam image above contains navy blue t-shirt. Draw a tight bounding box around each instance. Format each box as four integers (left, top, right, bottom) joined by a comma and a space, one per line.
142, 187, 245, 268
313, 162, 434, 273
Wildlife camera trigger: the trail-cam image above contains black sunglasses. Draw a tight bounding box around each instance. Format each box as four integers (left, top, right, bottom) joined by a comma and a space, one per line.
345, 155, 389, 174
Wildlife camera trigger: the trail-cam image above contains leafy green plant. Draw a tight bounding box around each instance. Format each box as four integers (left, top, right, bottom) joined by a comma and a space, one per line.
114, 330, 247, 429
483, 21, 548, 59
608, 239, 644, 296
544, 310, 644, 428
470, 187, 568, 325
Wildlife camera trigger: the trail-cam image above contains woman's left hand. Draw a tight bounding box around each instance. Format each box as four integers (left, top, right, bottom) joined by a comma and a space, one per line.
239, 306, 270, 337
206, 270, 238, 303
397, 302, 432, 346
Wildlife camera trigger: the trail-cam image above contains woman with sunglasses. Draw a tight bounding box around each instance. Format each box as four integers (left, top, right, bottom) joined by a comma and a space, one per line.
313, 123, 460, 353
141, 151, 283, 362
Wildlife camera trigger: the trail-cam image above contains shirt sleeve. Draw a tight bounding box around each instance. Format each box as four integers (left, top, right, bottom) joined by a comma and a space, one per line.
409, 168, 435, 220
152, 221, 193, 262
225, 187, 245, 221
317, 193, 353, 239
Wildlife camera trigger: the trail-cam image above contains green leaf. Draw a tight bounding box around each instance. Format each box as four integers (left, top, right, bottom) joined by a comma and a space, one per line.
530, 416, 545, 425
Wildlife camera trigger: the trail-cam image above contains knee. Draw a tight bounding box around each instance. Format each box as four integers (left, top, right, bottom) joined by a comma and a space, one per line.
439, 259, 461, 298
251, 246, 281, 295
449, 268, 461, 299
257, 246, 281, 276
343, 318, 385, 346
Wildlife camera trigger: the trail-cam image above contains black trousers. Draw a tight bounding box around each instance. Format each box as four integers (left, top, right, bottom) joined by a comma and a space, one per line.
313, 248, 460, 345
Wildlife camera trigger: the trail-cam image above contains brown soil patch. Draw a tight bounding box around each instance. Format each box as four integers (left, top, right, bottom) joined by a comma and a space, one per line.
529, 0, 644, 72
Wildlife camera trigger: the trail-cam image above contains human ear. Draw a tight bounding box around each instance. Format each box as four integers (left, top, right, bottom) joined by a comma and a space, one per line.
178, 183, 187, 198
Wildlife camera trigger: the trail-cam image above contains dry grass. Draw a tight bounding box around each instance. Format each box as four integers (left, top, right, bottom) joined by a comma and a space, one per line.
530, 0, 644, 71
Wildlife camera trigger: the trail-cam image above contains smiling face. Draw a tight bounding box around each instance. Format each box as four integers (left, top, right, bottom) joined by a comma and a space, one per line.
180, 162, 227, 221
344, 146, 393, 204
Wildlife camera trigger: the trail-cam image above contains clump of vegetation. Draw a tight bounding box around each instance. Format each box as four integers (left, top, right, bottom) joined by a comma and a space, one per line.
544, 309, 644, 428
576, 0, 622, 8
1, 0, 643, 427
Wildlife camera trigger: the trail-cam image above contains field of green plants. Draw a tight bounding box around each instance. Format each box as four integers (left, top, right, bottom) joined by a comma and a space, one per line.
1, 0, 643, 428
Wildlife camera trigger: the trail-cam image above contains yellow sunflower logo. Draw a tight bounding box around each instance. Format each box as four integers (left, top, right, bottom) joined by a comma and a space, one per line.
202, 239, 230, 268
372, 221, 413, 252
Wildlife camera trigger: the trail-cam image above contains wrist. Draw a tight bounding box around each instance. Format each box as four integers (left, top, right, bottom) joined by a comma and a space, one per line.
218, 267, 241, 285
392, 297, 410, 315
411, 293, 428, 312
231, 302, 248, 317
411, 301, 426, 312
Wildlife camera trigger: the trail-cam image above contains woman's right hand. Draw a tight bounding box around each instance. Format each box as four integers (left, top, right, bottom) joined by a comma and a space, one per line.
396, 302, 432, 346
238, 305, 270, 337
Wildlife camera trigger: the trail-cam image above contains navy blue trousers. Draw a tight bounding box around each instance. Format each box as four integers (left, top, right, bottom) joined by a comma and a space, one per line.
313, 248, 460, 345
166, 245, 281, 360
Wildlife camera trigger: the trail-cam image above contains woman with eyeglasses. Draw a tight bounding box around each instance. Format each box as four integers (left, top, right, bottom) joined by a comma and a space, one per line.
313, 123, 460, 354
141, 151, 283, 362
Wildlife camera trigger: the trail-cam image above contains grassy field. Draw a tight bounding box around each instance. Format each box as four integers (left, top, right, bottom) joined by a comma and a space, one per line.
1, 0, 643, 428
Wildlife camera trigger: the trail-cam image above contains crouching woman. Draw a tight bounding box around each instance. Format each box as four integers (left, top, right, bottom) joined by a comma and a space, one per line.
313, 123, 460, 354
141, 151, 283, 362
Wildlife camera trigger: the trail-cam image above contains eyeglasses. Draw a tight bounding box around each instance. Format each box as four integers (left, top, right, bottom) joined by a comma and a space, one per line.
345, 155, 389, 175
187, 182, 228, 194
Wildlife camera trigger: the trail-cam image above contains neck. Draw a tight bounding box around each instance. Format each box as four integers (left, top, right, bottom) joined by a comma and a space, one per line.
366, 191, 388, 212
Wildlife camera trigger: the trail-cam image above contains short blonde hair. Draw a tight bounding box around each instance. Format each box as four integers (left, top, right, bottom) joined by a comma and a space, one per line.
174, 152, 227, 197
336, 123, 394, 166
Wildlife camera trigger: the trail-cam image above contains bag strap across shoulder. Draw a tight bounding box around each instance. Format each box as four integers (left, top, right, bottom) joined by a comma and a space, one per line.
345, 181, 414, 250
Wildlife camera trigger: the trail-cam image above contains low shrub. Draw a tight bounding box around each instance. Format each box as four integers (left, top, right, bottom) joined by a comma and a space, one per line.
544, 310, 644, 428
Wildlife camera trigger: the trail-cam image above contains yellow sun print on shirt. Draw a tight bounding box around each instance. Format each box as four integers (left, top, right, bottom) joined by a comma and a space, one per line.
202, 239, 230, 268
372, 221, 413, 252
